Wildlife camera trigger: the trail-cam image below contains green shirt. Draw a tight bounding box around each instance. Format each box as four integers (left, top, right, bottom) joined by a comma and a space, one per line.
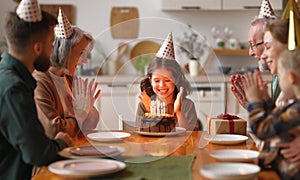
0, 52, 67, 180
271, 75, 281, 102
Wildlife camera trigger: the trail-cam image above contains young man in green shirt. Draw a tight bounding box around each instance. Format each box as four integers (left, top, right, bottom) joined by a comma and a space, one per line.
0, 0, 72, 179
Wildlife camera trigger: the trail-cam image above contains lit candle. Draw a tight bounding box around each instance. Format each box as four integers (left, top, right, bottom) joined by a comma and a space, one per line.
157, 100, 161, 116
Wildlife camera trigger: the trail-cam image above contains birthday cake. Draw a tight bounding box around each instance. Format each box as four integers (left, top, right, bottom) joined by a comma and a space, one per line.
140, 113, 176, 133
140, 99, 176, 133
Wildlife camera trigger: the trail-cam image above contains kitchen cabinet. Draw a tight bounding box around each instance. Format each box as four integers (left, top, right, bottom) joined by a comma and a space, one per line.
161, 0, 221, 11
223, 0, 283, 10
95, 83, 140, 130
162, 0, 282, 11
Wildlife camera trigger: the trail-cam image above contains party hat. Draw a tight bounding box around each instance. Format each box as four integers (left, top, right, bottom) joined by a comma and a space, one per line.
282, 0, 300, 50
54, 8, 73, 39
258, 0, 276, 18
156, 32, 175, 60
16, 0, 42, 22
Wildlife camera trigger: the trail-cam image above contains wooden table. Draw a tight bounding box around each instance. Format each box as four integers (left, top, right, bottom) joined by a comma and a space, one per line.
33, 131, 280, 180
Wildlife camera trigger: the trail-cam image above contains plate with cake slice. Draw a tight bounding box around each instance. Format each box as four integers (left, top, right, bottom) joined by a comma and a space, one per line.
135, 127, 186, 137
59, 145, 125, 159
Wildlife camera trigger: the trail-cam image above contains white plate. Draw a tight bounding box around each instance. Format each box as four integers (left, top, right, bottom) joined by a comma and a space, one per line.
87, 132, 131, 142
210, 149, 259, 162
49, 159, 126, 178
200, 162, 260, 180
205, 134, 248, 145
135, 127, 186, 137
59, 145, 125, 159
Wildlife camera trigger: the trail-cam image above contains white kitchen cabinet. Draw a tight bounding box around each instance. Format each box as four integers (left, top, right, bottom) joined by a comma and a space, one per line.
95, 83, 140, 130
161, 0, 222, 11
162, 0, 282, 11
223, 0, 283, 10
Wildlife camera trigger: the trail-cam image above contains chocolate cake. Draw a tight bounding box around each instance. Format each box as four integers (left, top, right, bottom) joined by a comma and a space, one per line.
140, 113, 176, 133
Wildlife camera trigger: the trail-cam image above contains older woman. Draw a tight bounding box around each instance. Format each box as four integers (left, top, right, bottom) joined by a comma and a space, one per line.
33, 10, 100, 138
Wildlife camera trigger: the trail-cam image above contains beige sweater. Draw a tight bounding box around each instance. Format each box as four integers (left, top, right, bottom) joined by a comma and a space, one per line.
33, 71, 99, 138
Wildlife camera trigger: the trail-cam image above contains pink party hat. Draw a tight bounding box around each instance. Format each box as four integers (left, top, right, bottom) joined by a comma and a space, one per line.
258, 0, 276, 18
54, 8, 73, 39
16, 0, 42, 22
156, 32, 175, 60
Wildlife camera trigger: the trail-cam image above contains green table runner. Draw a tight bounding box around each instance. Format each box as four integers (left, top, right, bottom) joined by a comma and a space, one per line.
90, 155, 195, 180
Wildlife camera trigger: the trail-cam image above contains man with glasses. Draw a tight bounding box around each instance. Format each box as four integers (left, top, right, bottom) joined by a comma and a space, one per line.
230, 16, 278, 109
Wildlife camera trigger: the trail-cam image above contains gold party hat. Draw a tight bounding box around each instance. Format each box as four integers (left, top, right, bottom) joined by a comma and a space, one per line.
54, 8, 73, 39
16, 0, 42, 22
282, 0, 300, 50
258, 0, 276, 18
156, 32, 175, 60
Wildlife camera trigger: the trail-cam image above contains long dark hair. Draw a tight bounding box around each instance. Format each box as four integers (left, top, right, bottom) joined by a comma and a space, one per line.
140, 57, 191, 99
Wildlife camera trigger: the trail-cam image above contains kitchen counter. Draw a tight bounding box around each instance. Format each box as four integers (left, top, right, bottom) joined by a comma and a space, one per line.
83, 73, 273, 84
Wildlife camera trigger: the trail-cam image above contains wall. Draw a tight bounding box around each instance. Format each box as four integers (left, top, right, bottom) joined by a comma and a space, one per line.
0, 0, 279, 74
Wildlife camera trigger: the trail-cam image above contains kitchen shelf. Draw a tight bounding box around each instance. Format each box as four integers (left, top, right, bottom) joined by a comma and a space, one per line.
213, 49, 248, 55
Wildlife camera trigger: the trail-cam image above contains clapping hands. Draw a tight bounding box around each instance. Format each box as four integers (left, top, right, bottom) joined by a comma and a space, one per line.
73, 77, 101, 126
242, 70, 269, 103
230, 74, 247, 108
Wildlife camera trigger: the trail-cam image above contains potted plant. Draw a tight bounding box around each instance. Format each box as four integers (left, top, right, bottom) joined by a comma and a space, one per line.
177, 24, 208, 76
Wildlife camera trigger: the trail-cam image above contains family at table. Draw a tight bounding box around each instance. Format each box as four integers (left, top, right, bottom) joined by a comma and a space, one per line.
1, 0, 300, 179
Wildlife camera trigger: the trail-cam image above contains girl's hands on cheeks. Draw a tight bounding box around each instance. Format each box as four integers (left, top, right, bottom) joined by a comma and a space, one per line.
174, 87, 183, 114
139, 91, 151, 112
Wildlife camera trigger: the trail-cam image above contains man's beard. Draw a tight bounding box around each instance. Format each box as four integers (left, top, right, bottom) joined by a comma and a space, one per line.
258, 60, 269, 73
34, 52, 50, 72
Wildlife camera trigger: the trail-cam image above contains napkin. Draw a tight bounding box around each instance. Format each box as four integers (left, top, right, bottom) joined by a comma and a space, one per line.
90, 155, 195, 180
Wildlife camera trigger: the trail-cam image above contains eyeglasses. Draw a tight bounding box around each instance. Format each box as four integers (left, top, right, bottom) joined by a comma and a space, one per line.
249, 41, 264, 51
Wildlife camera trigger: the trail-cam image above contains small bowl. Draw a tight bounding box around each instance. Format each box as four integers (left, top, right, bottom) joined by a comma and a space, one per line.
218, 66, 232, 75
